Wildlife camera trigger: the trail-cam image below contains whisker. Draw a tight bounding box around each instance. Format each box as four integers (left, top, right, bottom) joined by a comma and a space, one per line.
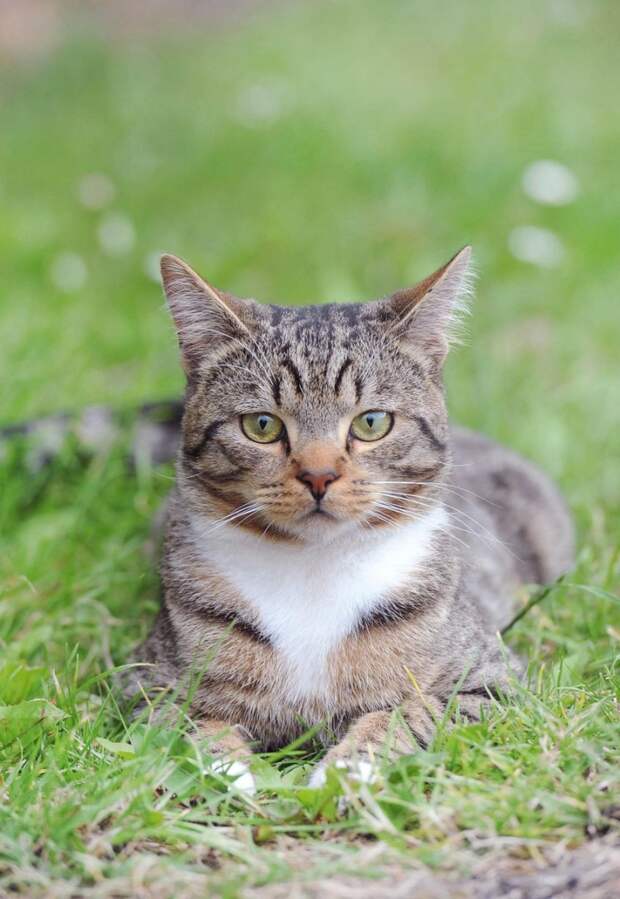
259, 519, 276, 539
209, 508, 263, 535
375, 495, 511, 555
205, 502, 262, 534
372, 500, 472, 550
368, 480, 497, 505
371, 488, 505, 548
365, 508, 400, 529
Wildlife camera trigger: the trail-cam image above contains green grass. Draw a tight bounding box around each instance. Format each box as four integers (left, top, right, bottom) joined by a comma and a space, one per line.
1, 0, 619, 894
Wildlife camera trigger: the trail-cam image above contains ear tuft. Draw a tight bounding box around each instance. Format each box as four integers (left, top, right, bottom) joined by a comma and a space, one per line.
387, 246, 474, 360
160, 254, 252, 374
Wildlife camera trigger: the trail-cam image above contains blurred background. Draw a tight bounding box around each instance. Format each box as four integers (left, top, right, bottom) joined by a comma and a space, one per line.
1, 0, 619, 511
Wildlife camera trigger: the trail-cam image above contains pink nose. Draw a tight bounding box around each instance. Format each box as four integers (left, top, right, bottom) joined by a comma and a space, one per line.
297, 469, 339, 501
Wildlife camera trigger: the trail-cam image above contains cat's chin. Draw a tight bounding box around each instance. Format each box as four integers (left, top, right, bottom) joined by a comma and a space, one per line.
278, 513, 362, 545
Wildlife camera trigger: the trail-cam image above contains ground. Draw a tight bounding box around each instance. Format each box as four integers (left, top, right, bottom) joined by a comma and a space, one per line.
0, 1, 619, 896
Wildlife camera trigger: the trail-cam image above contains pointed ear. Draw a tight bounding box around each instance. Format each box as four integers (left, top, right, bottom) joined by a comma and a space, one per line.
384, 246, 473, 361
160, 254, 254, 374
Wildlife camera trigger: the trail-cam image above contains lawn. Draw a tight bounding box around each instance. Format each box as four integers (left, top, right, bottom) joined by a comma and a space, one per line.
0, 0, 619, 895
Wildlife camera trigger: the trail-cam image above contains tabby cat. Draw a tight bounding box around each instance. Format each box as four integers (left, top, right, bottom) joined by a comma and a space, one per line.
122, 247, 574, 790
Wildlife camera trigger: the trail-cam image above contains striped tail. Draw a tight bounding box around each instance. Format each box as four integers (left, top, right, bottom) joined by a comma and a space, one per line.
0, 399, 184, 471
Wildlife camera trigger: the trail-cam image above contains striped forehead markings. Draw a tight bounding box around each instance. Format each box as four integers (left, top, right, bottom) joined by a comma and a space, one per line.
334, 357, 352, 395
282, 359, 304, 396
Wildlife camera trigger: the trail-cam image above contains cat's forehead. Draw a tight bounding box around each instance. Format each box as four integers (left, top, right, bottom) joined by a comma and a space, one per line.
261, 301, 381, 358
266, 300, 375, 327
198, 299, 425, 421
238, 301, 413, 418
261, 304, 378, 386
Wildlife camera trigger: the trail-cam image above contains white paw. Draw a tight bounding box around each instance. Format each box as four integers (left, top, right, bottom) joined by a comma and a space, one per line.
308, 762, 328, 789
308, 757, 379, 789
337, 758, 378, 784
208, 758, 256, 795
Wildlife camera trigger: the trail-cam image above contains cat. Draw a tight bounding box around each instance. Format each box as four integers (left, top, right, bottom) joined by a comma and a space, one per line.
119, 247, 574, 791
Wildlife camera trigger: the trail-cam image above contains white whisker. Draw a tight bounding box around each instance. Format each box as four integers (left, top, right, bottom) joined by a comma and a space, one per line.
373, 493, 512, 556
372, 500, 471, 550
205, 502, 263, 535
368, 480, 497, 505
370, 488, 504, 547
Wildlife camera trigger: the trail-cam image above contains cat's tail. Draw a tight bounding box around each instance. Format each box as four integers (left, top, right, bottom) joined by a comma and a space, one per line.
0, 399, 183, 470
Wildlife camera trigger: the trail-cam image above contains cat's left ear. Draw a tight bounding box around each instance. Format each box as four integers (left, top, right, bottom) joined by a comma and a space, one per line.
160, 254, 257, 374
383, 246, 473, 362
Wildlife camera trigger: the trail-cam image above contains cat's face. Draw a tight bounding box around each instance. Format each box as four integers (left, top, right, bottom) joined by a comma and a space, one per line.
162, 249, 471, 543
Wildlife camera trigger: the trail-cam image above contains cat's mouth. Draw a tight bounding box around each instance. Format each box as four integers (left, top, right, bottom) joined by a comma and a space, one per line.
306, 507, 335, 519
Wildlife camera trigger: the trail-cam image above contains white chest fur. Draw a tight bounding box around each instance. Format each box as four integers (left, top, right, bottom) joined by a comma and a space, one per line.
190, 506, 447, 702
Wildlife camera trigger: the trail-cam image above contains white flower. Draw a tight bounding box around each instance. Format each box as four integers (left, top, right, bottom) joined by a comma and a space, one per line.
522, 160, 579, 206
235, 79, 292, 126
49, 252, 87, 291
77, 173, 116, 210
98, 212, 135, 256
508, 226, 566, 268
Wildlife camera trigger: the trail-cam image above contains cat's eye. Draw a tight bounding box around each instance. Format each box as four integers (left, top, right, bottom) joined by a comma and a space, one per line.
241, 412, 285, 444
350, 410, 393, 442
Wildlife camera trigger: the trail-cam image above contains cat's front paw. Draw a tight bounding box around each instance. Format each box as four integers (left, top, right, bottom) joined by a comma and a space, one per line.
308, 755, 379, 789
208, 757, 256, 795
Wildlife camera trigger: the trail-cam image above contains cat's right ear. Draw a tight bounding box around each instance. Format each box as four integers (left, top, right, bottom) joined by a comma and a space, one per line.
160, 254, 254, 374
382, 246, 473, 363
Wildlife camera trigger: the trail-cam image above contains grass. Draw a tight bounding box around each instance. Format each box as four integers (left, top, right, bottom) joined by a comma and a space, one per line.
1, 0, 619, 894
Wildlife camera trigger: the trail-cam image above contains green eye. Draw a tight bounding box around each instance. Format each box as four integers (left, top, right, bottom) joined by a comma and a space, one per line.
350, 410, 393, 442
241, 412, 284, 444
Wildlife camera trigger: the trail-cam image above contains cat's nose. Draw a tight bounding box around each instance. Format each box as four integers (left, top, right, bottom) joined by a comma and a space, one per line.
297, 469, 340, 502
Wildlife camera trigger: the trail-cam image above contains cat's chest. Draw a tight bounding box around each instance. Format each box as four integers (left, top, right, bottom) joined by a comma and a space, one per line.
192, 508, 445, 701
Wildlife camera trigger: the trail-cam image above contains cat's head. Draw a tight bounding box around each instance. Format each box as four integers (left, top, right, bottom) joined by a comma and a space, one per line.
161, 248, 472, 544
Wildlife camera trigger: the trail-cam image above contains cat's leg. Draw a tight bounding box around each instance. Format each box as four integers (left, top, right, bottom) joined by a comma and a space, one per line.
196, 719, 257, 795
309, 691, 494, 788
308, 705, 425, 788
119, 662, 257, 795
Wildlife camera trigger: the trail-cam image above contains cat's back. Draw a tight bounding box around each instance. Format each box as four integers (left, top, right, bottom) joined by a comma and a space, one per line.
448, 425, 575, 589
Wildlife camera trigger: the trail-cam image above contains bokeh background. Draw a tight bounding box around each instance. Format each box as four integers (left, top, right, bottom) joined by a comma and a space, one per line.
1, 0, 619, 586
2, 1, 619, 518
2, 1, 619, 510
